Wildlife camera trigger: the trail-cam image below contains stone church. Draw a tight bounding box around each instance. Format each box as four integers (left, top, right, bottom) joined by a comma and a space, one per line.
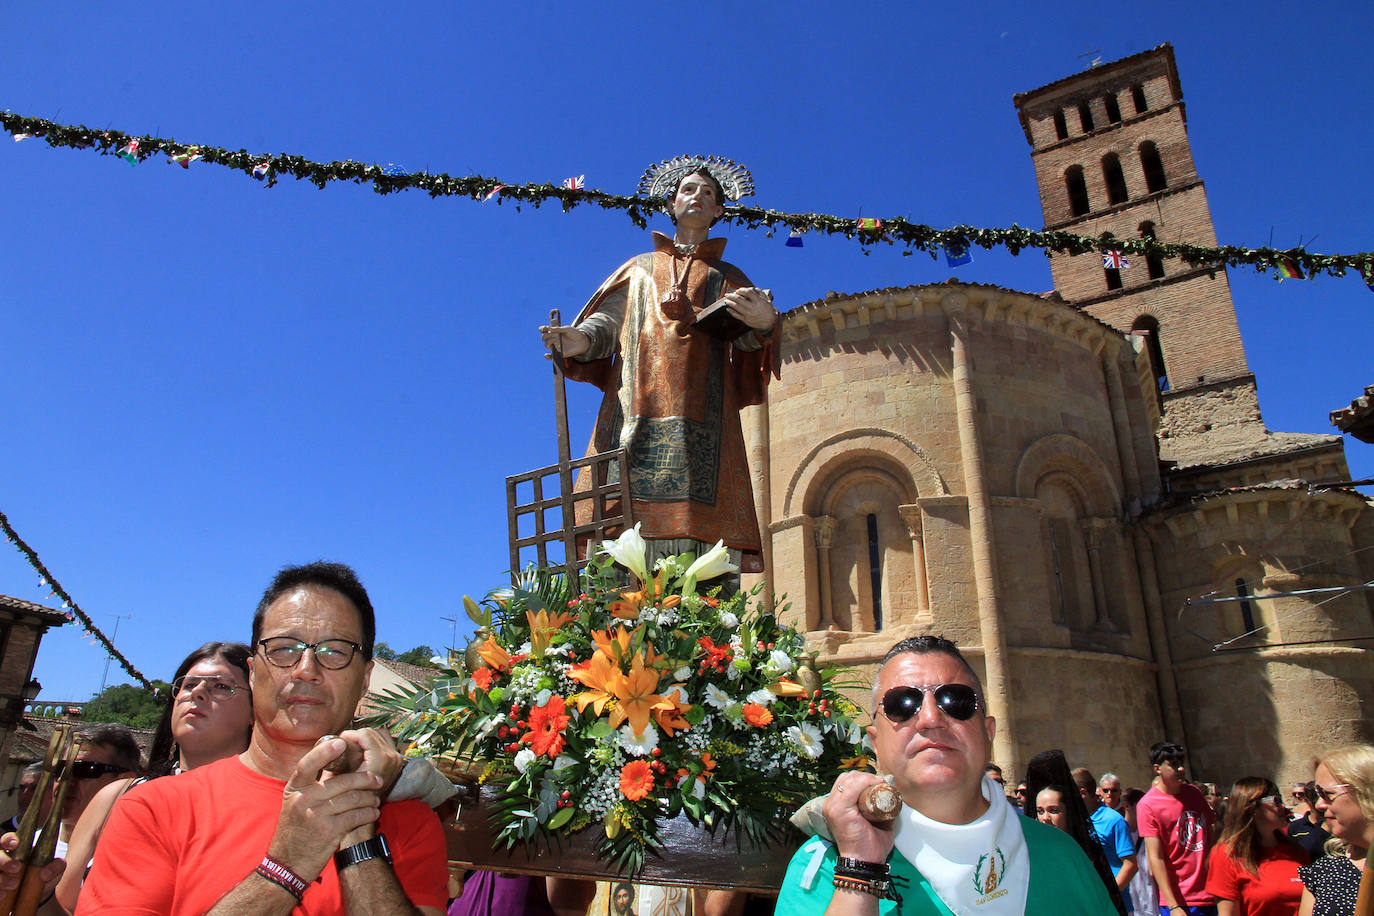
742, 44, 1373, 789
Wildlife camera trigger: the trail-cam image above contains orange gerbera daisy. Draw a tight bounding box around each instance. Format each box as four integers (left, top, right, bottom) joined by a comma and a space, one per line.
743, 703, 774, 727
620, 759, 655, 801
522, 695, 571, 757
471, 667, 496, 692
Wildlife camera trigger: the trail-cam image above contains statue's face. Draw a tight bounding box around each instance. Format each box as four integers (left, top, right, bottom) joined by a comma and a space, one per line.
672, 172, 724, 228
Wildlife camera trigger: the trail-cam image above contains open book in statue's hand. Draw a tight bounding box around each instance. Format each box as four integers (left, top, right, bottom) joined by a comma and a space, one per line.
693, 288, 773, 341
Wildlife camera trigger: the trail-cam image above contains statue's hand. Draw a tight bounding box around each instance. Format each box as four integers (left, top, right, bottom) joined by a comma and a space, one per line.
539, 325, 590, 358
721, 287, 777, 331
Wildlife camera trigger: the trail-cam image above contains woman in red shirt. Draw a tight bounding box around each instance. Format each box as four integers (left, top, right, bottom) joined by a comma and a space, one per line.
1205, 777, 1309, 916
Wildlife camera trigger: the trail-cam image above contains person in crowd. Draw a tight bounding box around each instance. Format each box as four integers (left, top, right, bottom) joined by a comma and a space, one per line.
1287, 782, 1329, 861
1296, 744, 1374, 916
985, 762, 1020, 810
77, 561, 449, 914
1023, 751, 1126, 914
53, 642, 256, 912
1203, 777, 1308, 916
3, 764, 46, 833
1138, 741, 1217, 916
1100, 773, 1127, 814
1124, 787, 1161, 916
775, 635, 1113, 914
1288, 785, 1312, 822
1202, 784, 1223, 812
1075, 766, 1139, 909
1015, 781, 1030, 815
1033, 784, 1074, 832
60, 724, 141, 859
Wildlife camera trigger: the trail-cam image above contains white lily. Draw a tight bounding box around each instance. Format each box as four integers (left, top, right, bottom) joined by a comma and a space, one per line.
681, 539, 738, 594
600, 523, 649, 585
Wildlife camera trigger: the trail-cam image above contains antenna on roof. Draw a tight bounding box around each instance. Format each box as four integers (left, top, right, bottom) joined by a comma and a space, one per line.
1077, 48, 1103, 68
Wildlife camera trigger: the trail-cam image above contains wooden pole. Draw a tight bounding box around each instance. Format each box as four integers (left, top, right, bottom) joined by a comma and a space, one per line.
548, 310, 580, 589
1356, 857, 1373, 916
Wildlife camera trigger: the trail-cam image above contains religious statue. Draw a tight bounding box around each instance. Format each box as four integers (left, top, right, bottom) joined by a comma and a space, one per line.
538, 156, 780, 575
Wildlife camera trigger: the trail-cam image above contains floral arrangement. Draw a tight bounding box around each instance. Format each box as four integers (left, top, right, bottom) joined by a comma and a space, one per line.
370, 525, 868, 875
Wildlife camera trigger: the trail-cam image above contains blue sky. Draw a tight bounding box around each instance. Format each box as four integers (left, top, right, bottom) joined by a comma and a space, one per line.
2, 1, 1369, 701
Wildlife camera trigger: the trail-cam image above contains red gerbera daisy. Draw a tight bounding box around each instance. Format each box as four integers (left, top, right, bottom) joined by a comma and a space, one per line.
522, 695, 571, 758
620, 759, 655, 801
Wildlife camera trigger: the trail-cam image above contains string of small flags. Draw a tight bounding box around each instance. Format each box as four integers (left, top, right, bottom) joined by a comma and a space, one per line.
3, 110, 1372, 285
0, 508, 153, 689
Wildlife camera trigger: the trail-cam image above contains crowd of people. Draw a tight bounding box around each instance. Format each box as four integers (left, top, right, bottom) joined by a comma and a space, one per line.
0, 578, 1368, 915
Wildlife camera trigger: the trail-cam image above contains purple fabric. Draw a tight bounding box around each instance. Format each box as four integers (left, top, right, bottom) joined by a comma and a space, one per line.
448, 871, 556, 916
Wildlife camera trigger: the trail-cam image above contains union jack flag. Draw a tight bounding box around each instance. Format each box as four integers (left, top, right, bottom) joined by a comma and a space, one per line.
561, 175, 585, 191
1102, 250, 1130, 270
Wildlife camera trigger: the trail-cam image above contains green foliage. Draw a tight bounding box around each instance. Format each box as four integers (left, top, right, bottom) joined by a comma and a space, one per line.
83, 681, 169, 730
374, 642, 398, 661
395, 645, 437, 666
0, 111, 1368, 281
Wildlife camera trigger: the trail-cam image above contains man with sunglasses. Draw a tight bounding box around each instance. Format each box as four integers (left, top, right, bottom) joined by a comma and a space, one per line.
79, 561, 447, 915
60, 724, 140, 858
1136, 741, 1216, 916
776, 636, 1112, 915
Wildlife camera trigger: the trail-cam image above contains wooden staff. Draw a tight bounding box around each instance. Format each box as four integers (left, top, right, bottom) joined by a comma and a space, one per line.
1356, 854, 1373, 916
2, 725, 75, 916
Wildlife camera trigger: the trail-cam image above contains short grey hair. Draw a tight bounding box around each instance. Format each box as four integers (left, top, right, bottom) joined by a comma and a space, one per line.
1099, 772, 1121, 788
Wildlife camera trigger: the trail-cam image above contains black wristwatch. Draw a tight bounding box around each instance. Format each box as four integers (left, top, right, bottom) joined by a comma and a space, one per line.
334, 833, 392, 872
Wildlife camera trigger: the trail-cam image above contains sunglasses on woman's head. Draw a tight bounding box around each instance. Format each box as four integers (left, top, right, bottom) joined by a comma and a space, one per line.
880, 683, 981, 723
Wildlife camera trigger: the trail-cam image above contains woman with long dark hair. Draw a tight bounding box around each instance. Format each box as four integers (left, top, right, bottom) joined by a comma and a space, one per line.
55, 642, 252, 911
1203, 777, 1308, 916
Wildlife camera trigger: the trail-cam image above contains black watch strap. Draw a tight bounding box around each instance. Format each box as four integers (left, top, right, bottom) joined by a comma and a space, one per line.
334, 833, 392, 871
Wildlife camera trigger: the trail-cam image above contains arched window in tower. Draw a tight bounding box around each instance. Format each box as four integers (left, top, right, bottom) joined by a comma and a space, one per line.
1139, 221, 1166, 279
1131, 84, 1148, 114
1235, 578, 1257, 635
805, 462, 920, 634
1131, 315, 1169, 391
1065, 165, 1090, 217
1103, 93, 1122, 124
1102, 153, 1129, 205
1140, 141, 1167, 192
1053, 109, 1068, 141
1077, 100, 1095, 133
866, 514, 884, 631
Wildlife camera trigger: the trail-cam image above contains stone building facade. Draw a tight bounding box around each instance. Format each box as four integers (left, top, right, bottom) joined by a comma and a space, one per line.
743, 45, 1372, 790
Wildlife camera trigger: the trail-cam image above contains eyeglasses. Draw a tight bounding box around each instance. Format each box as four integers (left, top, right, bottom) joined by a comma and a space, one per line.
257, 637, 363, 670
1256, 794, 1283, 807
1314, 783, 1352, 803
880, 683, 981, 723
172, 676, 241, 699
71, 761, 130, 780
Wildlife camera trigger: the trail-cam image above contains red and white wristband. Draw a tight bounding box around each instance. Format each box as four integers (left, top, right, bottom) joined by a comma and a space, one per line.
256, 854, 309, 902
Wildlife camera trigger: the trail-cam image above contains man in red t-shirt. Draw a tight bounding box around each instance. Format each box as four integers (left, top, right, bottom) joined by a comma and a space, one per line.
78, 562, 448, 915
1136, 741, 1216, 916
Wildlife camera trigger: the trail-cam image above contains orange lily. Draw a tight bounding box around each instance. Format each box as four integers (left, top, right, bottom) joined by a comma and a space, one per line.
607, 573, 682, 620
607, 657, 673, 734
527, 608, 577, 657
768, 678, 809, 698
477, 636, 511, 673
590, 626, 634, 664
568, 652, 621, 718
653, 685, 693, 736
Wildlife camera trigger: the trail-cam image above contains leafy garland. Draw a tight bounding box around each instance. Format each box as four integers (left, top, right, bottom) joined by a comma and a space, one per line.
0, 508, 152, 689
4, 111, 1371, 282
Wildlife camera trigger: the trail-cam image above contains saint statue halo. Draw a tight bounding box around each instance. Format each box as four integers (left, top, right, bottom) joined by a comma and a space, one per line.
638, 155, 755, 203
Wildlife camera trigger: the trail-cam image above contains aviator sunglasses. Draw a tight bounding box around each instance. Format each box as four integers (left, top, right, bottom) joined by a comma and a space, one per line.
880, 683, 981, 723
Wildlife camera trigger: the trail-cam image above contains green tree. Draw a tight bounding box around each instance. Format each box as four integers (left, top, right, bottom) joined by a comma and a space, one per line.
83, 681, 169, 730
373, 641, 398, 661
394, 645, 437, 667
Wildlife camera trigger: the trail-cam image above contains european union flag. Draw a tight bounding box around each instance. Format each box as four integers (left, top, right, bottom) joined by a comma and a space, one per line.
944, 242, 972, 268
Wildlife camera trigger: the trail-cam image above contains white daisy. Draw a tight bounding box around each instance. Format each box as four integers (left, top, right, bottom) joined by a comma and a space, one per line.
618, 723, 659, 755
704, 683, 733, 710
787, 722, 824, 759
